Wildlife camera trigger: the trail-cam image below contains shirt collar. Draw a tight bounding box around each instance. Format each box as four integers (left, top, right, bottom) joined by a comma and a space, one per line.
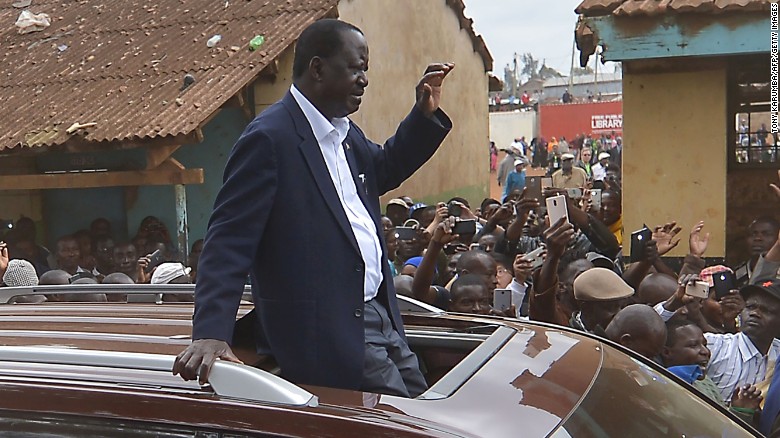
737, 332, 762, 361
290, 85, 350, 143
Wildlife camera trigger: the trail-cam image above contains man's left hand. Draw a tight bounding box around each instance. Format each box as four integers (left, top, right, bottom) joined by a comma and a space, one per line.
416, 63, 455, 116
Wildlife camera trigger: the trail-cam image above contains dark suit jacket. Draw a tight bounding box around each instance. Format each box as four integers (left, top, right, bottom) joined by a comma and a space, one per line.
192, 91, 451, 390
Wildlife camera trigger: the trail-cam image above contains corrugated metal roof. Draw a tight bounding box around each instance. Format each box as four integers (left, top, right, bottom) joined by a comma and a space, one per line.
0, 0, 338, 151
576, 0, 771, 17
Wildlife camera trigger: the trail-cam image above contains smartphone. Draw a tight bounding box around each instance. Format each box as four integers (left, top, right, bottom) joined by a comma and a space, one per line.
447, 202, 463, 218
452, 219, 477, 235
685, 280, 710, 299
394, 227, 417, 241
566, 187, 583, 199
545, 195, 569, 226
590, 188, 602, 211
541, 177, 553, 188
522, 246, 546, 270
712, 270, 736, 300
629, 227, 652, 263
525, 176, 543, 201
493, 288, 512, 312
144, 249, 165, 273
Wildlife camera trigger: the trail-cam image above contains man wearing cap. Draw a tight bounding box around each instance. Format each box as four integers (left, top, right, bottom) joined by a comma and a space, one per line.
592, 152, 611, 182
551, 153, 588, 190
385, 199, 410, 227
497, 145, 518, 187
702, 279, 780, 403
502, 158, 527, 202
571, 267, 634, 333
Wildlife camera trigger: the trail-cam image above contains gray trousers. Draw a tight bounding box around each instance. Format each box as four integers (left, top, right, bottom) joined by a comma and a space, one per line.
361, 299, 428, 398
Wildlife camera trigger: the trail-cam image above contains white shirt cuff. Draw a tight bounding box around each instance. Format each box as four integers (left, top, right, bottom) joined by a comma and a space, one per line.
654, 302, 676, 322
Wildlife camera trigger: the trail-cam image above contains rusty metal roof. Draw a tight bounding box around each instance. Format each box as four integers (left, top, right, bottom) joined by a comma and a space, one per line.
0, 0, 338, 151
576, 0, 771, 17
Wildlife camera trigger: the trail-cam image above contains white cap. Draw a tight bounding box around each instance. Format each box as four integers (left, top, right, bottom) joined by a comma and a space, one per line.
598, 152, 611, 160
151, 262, 191, 284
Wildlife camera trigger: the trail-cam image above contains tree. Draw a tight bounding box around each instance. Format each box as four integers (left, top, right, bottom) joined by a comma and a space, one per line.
538, 62, 563, 80
572, 66, 594, 76
520, 52, 539, 79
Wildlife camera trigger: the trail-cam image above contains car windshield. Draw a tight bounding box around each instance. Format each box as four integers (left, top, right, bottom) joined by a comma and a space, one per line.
554, 345, 754, 438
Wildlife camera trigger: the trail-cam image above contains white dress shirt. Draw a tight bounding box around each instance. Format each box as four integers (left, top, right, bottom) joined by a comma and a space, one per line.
592, 162, 607, 181
704, 332, 780, 402
290, 85, 383, 302
509, 279, 528, 318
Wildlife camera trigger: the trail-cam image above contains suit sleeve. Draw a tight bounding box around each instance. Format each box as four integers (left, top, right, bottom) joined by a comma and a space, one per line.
365, 107, 452, 195
192, 128, 277, 342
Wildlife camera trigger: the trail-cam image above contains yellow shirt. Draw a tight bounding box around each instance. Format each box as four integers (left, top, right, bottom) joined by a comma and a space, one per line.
608, 216, 623, 246
552, 167, 588, 189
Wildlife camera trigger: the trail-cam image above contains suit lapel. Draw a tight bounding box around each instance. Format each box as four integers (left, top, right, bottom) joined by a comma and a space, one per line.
283, 93, 360, 255
343, 130, 373, 218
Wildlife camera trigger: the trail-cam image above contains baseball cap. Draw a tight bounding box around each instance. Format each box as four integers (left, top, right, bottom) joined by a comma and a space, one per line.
409, 203, 429, 219
699, 265, 733, 287
514, 158, 527, 166
740, 278, 780, 302
573, 267, 634, 301
387, 198, 408, 209
561, 153, 575, 161
598, 152, 611, 160
151, 262, 191, 285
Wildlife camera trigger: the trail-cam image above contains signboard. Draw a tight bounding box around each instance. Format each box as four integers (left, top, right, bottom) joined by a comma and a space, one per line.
540, 101, 623, 140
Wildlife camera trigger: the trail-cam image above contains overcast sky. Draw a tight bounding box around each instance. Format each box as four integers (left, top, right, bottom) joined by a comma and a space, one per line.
462, 0, 592, 78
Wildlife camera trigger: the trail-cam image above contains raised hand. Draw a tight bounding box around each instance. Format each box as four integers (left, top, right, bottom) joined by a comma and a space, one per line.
689, 221, 710, 258
653, 221, 682, 256
431, 218, 458, 246
415, 63, 455, 116
731, 384, 763, 410
543, 218, 575, 259
719, 290, 745, 322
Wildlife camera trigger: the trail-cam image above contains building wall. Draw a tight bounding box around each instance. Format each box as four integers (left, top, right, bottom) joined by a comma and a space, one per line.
489, 111, 536, 150
622, 65, 727, 257
338, 0, 490, 207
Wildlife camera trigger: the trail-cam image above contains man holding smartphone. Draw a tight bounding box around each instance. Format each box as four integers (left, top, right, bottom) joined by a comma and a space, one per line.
173, 19, 453, 398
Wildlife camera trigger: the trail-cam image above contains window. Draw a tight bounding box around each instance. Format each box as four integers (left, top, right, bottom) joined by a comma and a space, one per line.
729, 56, 778, 167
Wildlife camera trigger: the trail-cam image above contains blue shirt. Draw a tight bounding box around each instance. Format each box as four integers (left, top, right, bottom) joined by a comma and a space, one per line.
503, 170, 526, 201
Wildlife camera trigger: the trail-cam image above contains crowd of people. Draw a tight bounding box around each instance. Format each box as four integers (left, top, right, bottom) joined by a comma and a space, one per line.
0, 215, 203, 302
384, 168, 780, 435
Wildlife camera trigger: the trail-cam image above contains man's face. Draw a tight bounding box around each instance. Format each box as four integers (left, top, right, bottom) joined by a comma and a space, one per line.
600, 192, 621, 225
581, 151, 592, 162
740, 292, 780, 341
562, 159, 573, 171
56, 239, 80, 272
113, 245, 138, 276
450, 285, 490, 315
316, 30, 369, 119
91, 219, 111, 238
396, 236, 423, 262
477, 235, 497, 253
582, 299, 622, 330
747, 222, 778, 256
467, 256, 499, 293
94, 238, 115, 270
445, 253, 461, 284
188, 240, 204, 268
662, 325, 711, 368
386, 205, 408, 226
381, 217, 393, 234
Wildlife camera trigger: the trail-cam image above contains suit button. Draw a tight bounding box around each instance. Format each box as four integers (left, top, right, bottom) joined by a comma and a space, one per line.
354, 308, 363, 318
354, 264, 363, 272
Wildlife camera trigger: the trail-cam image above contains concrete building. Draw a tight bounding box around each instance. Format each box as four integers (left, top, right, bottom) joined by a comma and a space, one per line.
541, 71, 622, 104
0, 0, 493, 259
576, 0, 776, 264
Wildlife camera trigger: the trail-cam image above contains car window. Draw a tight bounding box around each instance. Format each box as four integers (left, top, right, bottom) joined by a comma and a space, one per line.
0, 410, 279, 438
555, 346, 754, 437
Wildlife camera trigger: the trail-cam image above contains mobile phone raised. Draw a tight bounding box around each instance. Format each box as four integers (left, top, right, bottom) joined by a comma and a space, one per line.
590, 188, 602, 211
629, 227, 652, 263
522, 246, 546, 270
545, 195, 569, 226
447, 201, 462, 218
394, 227, 417, 241
144, 249, 165, 274
493, 288, 512, 313
685, 280, 710, 299
712, 270, 736, 300
452, 219, 477, 235
566, 188, 583, 199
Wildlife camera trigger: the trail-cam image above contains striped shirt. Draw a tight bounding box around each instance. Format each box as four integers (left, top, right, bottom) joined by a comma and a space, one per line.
704, 332, 780, 402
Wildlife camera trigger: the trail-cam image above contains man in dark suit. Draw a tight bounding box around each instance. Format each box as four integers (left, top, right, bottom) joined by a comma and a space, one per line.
173, 19, 454, 397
